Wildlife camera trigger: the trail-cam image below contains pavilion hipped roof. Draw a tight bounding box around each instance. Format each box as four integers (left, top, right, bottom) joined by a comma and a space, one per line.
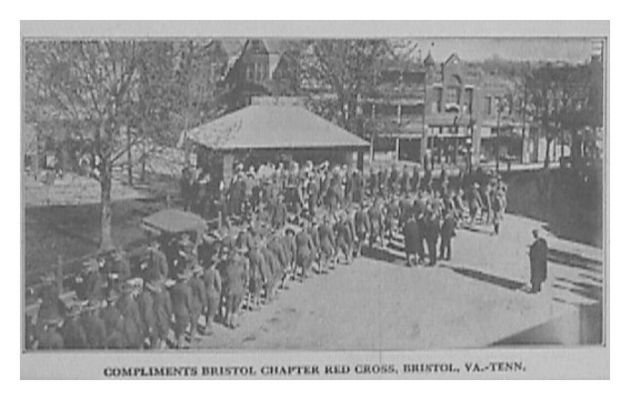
186, 104, 369, 152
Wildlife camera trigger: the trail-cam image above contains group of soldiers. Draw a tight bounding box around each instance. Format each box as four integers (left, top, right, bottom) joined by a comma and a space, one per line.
27, 159, 509, 351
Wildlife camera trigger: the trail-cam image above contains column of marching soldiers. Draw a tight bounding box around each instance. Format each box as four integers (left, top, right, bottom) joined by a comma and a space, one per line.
28, 160, 508, 350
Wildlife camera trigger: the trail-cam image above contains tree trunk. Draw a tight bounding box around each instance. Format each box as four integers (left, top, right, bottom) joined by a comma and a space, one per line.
544, 136, 553, 169
126, 126, 133, 185
99, 158, 114, 251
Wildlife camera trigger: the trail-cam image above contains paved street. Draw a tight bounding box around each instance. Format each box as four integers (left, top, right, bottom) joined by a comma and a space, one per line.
192, 212, 603, 350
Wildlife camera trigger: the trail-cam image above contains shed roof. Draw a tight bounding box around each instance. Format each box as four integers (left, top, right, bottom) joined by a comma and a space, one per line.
187, 104, 369, 151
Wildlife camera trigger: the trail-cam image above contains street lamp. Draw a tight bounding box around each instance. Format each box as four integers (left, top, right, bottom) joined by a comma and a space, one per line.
467, 116, 475, 174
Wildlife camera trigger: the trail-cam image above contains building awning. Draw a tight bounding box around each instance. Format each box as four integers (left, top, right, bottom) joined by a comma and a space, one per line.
186, 104, 369, 151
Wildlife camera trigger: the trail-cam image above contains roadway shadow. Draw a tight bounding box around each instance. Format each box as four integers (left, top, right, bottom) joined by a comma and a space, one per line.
547, 247, 603, 273
553, 276, 603, 303
460, 224, 495, 236
361, 245, 400, 263
442, 263, 527, 291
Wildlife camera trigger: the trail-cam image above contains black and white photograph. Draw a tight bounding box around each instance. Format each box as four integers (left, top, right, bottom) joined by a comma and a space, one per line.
19, 20, 609, 379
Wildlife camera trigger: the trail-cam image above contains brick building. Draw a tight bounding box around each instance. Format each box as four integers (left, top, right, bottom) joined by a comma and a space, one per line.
363, 50, 533, 169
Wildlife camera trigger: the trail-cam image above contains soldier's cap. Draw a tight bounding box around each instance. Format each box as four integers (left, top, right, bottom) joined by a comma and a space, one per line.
106, 290, 121, 302
82, 258, 99, 271
67, 304, 83, 317
145, 280, 161, 292
40, 271, 56, 283
43, 316, 64, 327
285, 227, 296, 235
192, 264, 203, 274
176, 270, 191, 281
164, 279, 176, 288
98, 243, 117, 256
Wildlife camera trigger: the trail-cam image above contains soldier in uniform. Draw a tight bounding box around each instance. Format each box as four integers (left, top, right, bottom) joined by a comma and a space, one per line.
354, 202, 370, 257
425, 212, 441, 266
318, 214, 336, 271
268, 233, 289, 289
61, 304, 88, 349
188, 264, 207, 340
368, 198, 384, 248
384, 195, 400, 243
307, 216, 321, 272
203, 254, 222, 334
138, 280, 158, 348
294, 220, 316, 280
439, 210, 456, 261
35, 272, 65, 339
75, 258, 106, 302
101, 291, 127, 349
117, 281, 144, 349
400, 165, 410, 196
170, 271, 193, 348
368, 167, 378, 197
37, 317, 64, 350
80, 300, 107, 349
142, 236, 169, 282
153, 280, 173, 348
388, 164, 399, 195
260, 241, 279, 302
410, 165, 421, 193
335, 211, 354, 265
246, 237, 264, 311
224, 246, 248, 329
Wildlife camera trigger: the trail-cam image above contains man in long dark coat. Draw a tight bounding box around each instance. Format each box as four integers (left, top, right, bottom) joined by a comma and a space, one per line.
529, 229, 548, 294
402, 214, 421, 266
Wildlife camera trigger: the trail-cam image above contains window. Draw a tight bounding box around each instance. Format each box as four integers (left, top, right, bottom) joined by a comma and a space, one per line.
246, 65, 254, 81
434, 88, 443, 112
402, 71, 425, 85
401, 104, 423, 118
446, 86, 461, 104
380, 69, 401, 85
376, 103, 398, 118
484, 96, 492, 115
464, 88, 474, 114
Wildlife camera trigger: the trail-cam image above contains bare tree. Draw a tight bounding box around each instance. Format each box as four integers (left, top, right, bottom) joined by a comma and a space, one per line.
25, 40, 139, 250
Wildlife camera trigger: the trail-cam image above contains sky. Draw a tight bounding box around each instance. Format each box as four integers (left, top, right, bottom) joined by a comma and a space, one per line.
403, 38, 598, 63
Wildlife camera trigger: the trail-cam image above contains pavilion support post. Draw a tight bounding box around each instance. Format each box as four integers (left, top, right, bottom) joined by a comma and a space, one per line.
395, 137, 400, 162
357, 150, 365, 172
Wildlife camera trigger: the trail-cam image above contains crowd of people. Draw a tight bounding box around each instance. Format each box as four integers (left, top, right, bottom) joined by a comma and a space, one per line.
27, 159, 509, 351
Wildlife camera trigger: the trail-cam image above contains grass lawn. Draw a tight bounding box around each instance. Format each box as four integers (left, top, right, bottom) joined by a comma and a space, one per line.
24, 198, 166, 286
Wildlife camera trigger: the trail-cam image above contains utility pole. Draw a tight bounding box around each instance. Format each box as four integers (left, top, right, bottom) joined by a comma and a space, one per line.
496, 103, 501, 172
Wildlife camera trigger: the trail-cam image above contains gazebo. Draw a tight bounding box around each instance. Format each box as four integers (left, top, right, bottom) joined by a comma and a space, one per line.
185, 99, 369, 183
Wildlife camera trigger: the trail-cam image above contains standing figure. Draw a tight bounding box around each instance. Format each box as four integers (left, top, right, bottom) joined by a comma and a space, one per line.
402, 215, 421, 266
170, 271, 193, 348
529, 230, 548, 294
353, 203, 371, 257
367, 198, 384, 248
425, 212, 440, 266
153, 280, 173, 348
439, 211, 456, 261
188, 265, 207, 340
